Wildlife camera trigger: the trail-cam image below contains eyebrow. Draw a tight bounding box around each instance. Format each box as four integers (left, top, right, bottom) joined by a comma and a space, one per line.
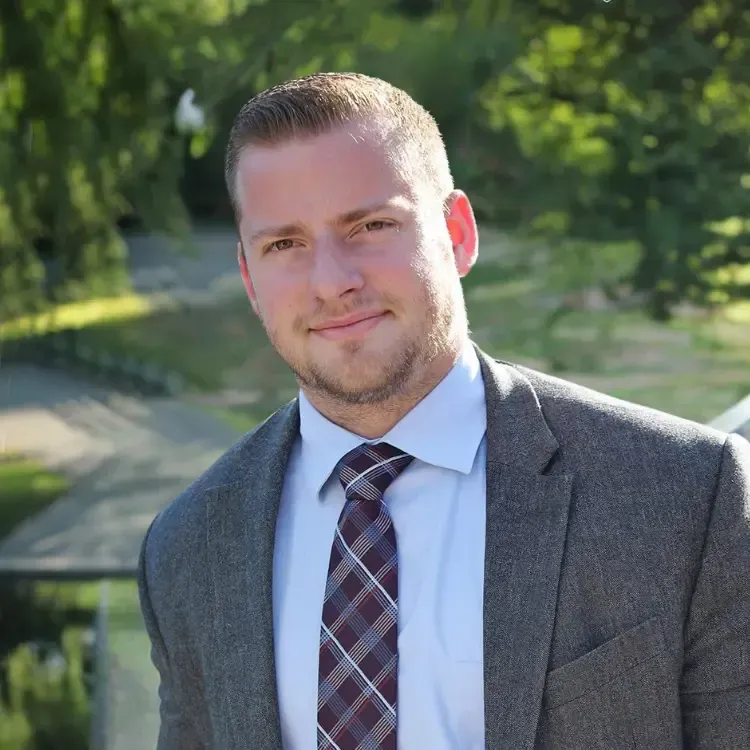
333, 200, 407, 227
247, 199, 409, 247
248, 223, 304, 247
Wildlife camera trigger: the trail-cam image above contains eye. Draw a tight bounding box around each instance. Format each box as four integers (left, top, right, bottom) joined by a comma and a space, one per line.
267, 238, 297, 253
363, 220, 391, 232
361, 220, 397, 234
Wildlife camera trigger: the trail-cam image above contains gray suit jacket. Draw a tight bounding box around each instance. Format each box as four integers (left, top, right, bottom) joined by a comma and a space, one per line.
137, 349, 750, 749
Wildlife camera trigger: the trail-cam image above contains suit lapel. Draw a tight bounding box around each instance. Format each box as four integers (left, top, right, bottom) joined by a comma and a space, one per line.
206, 400, 300, 750
477, 350, 574, 750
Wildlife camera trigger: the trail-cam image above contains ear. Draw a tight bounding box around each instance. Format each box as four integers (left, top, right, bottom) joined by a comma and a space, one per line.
444, 190, 479, 278
238, 241, 260, 316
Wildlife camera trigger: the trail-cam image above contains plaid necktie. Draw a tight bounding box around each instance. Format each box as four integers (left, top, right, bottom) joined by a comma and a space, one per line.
317, 442, 414, 750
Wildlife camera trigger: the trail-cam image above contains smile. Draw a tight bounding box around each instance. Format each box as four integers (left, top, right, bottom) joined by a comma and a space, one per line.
310, 312, 388, 341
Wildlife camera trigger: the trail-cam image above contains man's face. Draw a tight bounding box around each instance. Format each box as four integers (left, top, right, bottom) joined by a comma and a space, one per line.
235, 123, 477, 406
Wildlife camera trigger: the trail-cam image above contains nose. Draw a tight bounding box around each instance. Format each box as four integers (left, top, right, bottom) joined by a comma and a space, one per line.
309, 238, 364, 301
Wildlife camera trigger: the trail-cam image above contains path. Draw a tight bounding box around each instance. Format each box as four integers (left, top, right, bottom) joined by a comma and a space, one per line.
125, 226, 239, 294
0, 364, 242, 577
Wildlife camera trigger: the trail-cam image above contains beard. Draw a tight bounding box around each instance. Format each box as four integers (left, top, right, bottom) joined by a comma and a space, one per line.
258, 284, 460, 408
292, 334, 422, 406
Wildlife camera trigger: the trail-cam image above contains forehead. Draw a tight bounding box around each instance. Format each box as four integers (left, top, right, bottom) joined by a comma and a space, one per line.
234, 125, 418, 230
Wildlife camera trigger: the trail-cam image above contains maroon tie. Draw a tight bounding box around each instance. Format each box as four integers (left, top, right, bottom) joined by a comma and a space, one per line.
317, 442, 414, 750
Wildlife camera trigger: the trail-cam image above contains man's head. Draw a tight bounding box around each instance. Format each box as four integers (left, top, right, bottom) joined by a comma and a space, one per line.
226, 72, 478, 412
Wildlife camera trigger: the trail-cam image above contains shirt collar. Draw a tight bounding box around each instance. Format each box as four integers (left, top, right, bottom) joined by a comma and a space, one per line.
298, 341, 487, 497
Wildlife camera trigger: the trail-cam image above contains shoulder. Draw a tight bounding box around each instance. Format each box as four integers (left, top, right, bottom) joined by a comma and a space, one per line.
141, 399, 298, 579
501, 360, 729, 482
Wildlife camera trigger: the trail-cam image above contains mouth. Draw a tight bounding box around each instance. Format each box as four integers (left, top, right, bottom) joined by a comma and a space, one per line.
310, 311, 388, 341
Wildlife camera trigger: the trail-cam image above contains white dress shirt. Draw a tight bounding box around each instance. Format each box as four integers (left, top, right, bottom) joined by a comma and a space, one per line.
273, 342, 488, 749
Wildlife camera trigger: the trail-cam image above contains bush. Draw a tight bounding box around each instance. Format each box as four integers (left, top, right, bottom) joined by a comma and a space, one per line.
0, 627, 91, 750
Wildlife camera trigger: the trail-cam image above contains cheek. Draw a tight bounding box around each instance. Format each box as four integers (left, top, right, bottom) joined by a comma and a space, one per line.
407, 245, 441, 288
253, 272, 305, 318
252, 271, 302, 313
369, 236, 430, 287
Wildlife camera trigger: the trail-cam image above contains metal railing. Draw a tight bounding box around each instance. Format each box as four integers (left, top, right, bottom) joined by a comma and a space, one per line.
709, 392, 750, 438
91, 580, 160, 750
90, 582, 110, 750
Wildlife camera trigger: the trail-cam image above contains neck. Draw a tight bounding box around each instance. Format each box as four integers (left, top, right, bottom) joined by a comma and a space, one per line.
302, 342, 466, 440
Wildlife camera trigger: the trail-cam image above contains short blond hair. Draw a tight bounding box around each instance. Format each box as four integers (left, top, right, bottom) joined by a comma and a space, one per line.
224, 72, 454, 219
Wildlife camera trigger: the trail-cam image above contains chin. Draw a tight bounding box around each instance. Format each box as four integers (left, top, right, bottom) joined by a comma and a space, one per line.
326, 350, 384, 381
314, 343, 390, 376
316, 332, 387, 358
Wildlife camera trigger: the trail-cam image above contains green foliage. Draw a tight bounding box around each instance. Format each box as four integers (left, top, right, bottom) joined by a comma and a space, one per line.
354, 7, 520, 171
0, 0, 387, 316
0, 0, 184, 314
0, 628, 90, 750
3, 0, 748, 324
181, 0, 389, 220
0, 455, 70, 538
469, 0, 750, 318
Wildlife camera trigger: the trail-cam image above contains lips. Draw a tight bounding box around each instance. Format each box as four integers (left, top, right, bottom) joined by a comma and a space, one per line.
310, 311, 387, 340
313, 311, 385, 330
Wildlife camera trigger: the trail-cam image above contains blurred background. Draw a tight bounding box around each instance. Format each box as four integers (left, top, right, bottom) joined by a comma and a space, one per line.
0, 0, 749, 747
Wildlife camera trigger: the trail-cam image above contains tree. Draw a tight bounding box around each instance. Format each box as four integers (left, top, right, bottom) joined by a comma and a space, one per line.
0, 0, 385, 317
470, 0, 750, 319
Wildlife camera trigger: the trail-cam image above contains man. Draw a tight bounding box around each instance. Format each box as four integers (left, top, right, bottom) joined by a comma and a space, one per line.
137, 73, 750, 749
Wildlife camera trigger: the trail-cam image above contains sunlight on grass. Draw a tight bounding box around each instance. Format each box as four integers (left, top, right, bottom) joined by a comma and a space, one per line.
0, 294, 155, 340
202, 406, 260, 434
32, 581, 103, 611
0, 455, 71, 539
466, 276, 750, 423
725, 301, 750, 324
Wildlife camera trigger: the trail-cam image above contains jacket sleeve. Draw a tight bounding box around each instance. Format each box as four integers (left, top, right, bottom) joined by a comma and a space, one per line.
137, 517, 204, 750
681, 433, 750, 748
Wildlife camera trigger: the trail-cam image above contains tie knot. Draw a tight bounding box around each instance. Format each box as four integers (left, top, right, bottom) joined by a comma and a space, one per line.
337, 442, 414, 503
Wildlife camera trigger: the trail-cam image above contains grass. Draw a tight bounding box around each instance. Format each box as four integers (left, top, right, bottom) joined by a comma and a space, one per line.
0, 455, 71, 539
202, 404, 268, 434
80, 294, 300, 406
0, 455, 97, 666
0, 452, 141, 627
0, 294, 155, 340
0, 456, 100, 750
467, 283, 750, 424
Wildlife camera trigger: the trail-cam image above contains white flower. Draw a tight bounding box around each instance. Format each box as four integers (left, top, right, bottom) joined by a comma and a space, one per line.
175, 89, 206, 133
